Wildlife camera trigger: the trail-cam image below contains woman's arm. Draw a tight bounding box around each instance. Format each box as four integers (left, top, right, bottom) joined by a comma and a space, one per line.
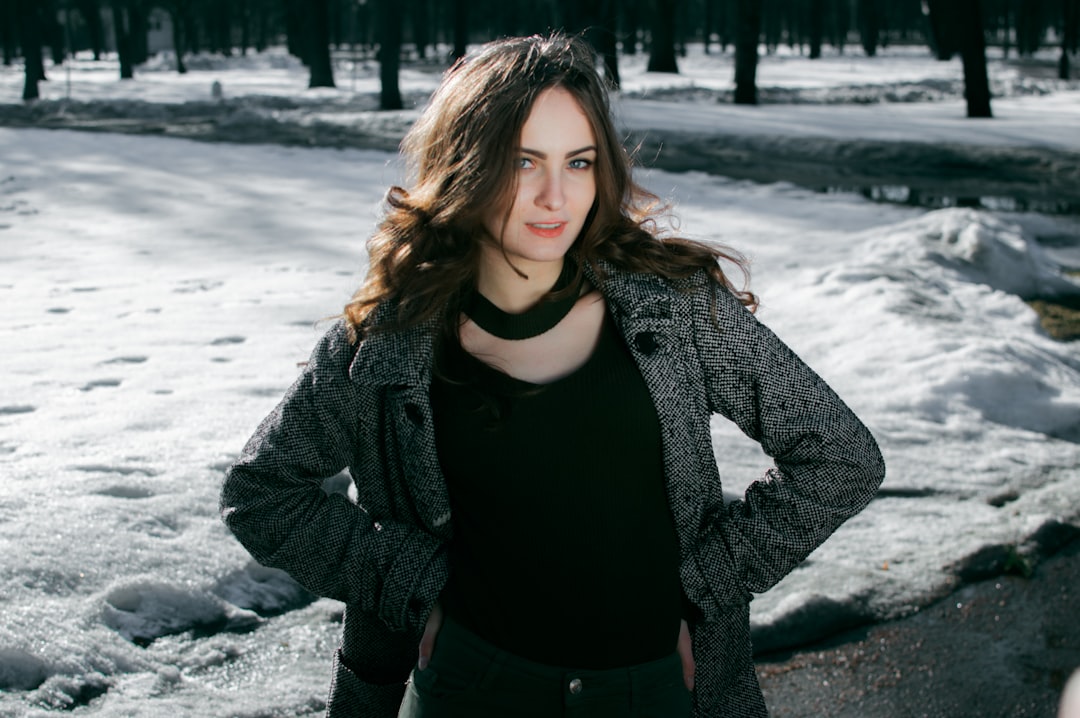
691, 281, 886, 595
220, 322, 447, 633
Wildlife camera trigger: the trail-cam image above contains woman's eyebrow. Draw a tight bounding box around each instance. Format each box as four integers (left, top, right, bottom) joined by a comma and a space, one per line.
520, 145, 598, 159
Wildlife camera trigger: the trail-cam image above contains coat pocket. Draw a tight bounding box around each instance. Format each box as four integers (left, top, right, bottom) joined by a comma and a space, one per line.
327, 649, 408, 718
693, 526, 753, 610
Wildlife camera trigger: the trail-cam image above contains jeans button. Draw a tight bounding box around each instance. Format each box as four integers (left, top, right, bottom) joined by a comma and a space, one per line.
568, 678, 582, 695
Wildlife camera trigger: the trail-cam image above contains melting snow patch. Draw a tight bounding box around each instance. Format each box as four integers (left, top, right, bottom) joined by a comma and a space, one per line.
30, 672, 111, 710
751, 592, 874, 655
898, 208, 1079, 299
813, 208, 1080, 442
0, 647, 49, 690
213, 562, 316, 617
101, 579, 260, 645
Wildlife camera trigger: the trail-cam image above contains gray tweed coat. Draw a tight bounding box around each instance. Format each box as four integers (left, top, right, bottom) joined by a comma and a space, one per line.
221, 260, 885, 718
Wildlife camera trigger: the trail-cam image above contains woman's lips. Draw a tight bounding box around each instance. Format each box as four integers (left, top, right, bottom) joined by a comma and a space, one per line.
526, 222, 566, 238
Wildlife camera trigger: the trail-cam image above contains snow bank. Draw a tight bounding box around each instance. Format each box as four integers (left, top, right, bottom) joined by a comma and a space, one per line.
100, 578, 261, 645
745, 206, 1080, 645
213, 562, 316, 617
0, 648, 49, 691
816, 208, 1080, 443
859, 208, 1079, 299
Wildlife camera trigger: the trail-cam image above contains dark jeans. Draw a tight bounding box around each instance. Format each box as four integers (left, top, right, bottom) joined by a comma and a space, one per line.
397, 616, 692, 718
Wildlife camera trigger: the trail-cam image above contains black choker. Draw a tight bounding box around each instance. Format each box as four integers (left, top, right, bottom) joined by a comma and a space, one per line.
464, 262, 580, 340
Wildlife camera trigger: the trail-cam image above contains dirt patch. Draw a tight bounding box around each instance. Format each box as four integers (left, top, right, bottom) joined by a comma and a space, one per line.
1029, 298, 1080, 341
755, 538, 1080, 717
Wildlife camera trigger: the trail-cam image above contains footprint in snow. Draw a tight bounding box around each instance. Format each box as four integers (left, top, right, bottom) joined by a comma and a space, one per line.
73, 464, 160, 479
103, 356, 147, 365
0, 405, 35, 415
80, 379, 121, 391
210, 336, 245, 346
243, 387, 284, 398
173, 279, 224, 294
94, 485, 157, 499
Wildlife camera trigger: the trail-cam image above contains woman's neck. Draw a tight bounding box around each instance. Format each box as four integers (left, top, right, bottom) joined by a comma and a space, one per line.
476, 253, 565, 314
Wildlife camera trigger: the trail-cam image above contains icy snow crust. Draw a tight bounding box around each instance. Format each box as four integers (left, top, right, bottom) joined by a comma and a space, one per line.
1, 45, 1079, 715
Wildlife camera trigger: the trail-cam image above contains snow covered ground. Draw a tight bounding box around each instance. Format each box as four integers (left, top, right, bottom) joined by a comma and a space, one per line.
1, 45, 1079, 715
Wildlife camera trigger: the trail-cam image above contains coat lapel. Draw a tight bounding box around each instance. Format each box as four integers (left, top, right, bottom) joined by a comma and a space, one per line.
587, 262, 707, 556
348, 313, 454, 540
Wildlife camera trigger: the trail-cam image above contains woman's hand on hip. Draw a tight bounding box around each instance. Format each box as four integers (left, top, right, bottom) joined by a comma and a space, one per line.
417, 602, 443, 670
678, 619, 695, 691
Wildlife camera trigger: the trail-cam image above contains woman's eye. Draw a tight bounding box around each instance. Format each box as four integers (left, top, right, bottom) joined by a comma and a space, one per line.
518, 158, 535, 170
569, 158, 593, 170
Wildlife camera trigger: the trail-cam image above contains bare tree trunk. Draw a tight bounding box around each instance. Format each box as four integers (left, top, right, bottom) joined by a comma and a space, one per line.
623, 0, 639, 54
238, 0, 249, 55
602, 0, 621, 87
328, 0, 343, 47
1061, 0, 1079, 79
283, 0, 305, 63
213, 0, 231, 56
1001, 0, 1012, 58
308, 0, 335, 87
18, 0, 43, 99
183, 5, 198, 53
858, 0, 879, 56
112, 0, 147, 66
73, 0, 104, 59
168, 1, 187, 73
926, 0, 960, 59
255, 1, 269, 52
412, 0, 429, 60
734, 0, 762, 103
571, 0, 621, 89
647, 0, 679, 72
451, 0, 467, 62
809, 0, 823, 58
1015, 0, 1041, 55
959, 0, 992, 117
2, 0, 16, 66
762, 0, 780, 53
834, 0, 849, 53
704, 0, 713, 53
718, 0, 735, 52
42, 0, 65, 65
112, 0, 134, 79
378, 0, 402, 109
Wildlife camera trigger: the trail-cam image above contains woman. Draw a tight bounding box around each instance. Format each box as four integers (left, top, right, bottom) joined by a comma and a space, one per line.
220, 34, 884, 718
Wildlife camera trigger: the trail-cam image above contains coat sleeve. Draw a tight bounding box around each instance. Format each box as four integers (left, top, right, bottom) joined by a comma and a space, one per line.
219, 322, 447, 634
690, 281, 885, 595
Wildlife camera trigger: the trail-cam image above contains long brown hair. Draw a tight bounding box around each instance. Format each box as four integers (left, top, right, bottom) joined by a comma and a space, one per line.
345, 33, 756, 339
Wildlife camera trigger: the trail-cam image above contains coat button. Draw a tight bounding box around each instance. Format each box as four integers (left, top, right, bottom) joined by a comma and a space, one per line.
568, 678, 582, 694
634, 332, 659, 355
404, 403, 424, 426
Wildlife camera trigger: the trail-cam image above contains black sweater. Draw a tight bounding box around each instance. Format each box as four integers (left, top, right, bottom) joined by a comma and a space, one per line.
431, 313, 683, 669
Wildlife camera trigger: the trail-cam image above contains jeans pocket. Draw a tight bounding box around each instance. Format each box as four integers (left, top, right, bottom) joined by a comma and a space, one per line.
412, 644, 500, 702
633, 653, 693, 718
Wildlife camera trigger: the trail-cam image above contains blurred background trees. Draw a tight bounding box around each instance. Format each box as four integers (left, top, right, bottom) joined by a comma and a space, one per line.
4, 0, 1078, 109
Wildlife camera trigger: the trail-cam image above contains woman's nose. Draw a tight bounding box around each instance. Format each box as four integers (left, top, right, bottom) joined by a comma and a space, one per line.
535, 172, 566, 211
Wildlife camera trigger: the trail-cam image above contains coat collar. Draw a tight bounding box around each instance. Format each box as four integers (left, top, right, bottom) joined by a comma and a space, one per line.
348, 301, 439, 387
582, 258, 681, 330
347, 259, 686, 388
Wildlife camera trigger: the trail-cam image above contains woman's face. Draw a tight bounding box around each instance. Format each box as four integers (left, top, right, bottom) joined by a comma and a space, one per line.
482, 86, 598, 274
